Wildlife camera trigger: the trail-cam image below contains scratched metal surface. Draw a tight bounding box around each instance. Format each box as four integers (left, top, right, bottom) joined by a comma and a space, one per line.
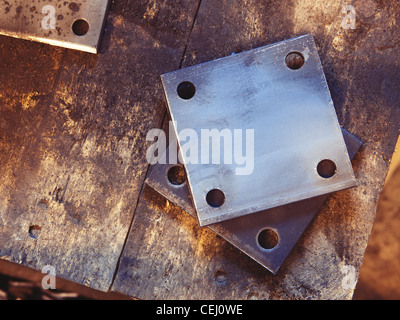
145, 129, 363, 274
0, 0, 110, 53
161, 34, 357, 226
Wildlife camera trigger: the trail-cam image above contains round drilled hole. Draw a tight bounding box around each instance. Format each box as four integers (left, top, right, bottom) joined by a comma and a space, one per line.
257, 228, 279, 250
214, 269, 227, 285
317, 159, 337, 178
206, 189, 225, 208
29, 225, 42, 240
285, 51, 305, 70
177, 81, 196, 100
72, 19, 89, 36
167, 165, 187, 186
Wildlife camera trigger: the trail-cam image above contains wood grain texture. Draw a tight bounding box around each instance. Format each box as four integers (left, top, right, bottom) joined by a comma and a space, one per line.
112, 0, 400, 299
353, 165, 400, 299
0, 0, 199, 291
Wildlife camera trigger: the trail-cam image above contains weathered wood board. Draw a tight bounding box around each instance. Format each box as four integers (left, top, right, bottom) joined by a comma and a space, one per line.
0, 0, 399, 299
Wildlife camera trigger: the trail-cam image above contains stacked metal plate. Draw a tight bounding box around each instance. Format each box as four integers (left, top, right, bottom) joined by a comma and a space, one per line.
146, 34, 361, 273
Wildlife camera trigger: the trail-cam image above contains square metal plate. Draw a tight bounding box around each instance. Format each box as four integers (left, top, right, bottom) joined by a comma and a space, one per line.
145, 129, 362, 273
0, 0, 110, 53
161, 34, 356, 226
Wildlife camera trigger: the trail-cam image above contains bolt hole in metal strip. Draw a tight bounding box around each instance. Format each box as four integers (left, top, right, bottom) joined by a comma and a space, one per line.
0, 1, 110, 53
145, 129, 362, 274
161, 34, 357, 227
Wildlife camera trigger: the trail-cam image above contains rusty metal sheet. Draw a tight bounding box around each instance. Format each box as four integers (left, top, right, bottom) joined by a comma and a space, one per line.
0, 0, 110, 53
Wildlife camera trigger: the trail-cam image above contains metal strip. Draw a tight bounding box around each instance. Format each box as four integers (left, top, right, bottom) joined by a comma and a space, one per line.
161, 34, 357, 226
0, 1, 110, 53
145, 129, 362, 274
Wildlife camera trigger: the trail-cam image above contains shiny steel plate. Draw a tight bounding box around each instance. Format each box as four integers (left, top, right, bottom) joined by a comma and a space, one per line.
145, 129, 362, 273
161, 34, 357, 226
0, 0, 110, 53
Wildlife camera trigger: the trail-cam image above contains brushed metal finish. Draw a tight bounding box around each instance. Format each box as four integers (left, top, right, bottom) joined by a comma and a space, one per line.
145, 129, 362, 273
161, 34, 357, 226
0, 0, 110, 53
